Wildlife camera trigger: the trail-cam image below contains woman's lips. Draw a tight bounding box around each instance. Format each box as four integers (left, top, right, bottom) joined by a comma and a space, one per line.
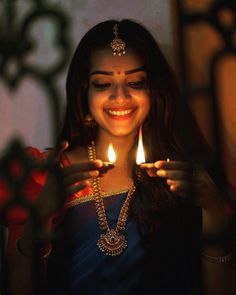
104, 107, 137, 120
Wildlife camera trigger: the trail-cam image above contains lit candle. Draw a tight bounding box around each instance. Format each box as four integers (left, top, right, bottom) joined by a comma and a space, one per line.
136, 127, 145, 165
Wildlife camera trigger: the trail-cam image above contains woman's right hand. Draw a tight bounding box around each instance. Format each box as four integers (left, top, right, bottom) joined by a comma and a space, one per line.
35, 141, 102, 221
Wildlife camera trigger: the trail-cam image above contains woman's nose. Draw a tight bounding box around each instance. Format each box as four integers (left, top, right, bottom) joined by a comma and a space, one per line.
109, 84, 131, 100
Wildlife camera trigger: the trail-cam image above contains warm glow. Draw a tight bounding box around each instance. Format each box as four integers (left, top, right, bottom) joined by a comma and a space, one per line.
108, 143, 116, 163
136, 127, 145, 165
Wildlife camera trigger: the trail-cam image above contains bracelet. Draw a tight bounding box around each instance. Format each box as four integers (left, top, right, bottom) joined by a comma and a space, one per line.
16, 239, 52, 259
201, 251, 233, 264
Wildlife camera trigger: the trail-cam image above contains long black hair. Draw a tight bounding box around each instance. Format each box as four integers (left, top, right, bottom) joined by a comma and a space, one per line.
60, 19, 210, 237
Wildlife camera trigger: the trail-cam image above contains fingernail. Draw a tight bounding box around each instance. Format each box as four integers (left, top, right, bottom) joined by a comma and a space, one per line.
156, 169, 166, 177
166, 179, 171, 185
154, 161, 162, 169
84, 180, 90, 186
170, 185, 176, 191
91, 170, 99, 177
61, 141, 69, 151
94, 160, 103, 167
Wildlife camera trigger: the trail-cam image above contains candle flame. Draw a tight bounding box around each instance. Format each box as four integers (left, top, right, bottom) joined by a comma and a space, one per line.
108, 143, 116, 163
136, 127, 145, 165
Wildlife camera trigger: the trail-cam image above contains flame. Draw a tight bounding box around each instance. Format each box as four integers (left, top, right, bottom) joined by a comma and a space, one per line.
136, 127, 145, 165
108, 143, 116, 163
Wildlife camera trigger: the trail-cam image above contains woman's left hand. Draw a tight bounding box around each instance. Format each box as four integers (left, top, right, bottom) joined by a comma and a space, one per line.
140, 160, 221, 210
140, 160, 233, 234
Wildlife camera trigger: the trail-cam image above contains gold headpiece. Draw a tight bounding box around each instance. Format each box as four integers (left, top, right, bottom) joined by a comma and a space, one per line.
110, 24, 126, 56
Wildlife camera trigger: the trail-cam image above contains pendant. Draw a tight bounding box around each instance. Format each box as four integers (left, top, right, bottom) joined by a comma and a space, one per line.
97, 229, 127, 256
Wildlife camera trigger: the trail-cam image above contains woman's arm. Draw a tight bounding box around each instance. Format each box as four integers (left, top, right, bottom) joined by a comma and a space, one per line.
141, 160, 236, 295
8, 171, 60, 295
8, 149, 103, 295
201, 205, 236, 295
9, 223, 51, 295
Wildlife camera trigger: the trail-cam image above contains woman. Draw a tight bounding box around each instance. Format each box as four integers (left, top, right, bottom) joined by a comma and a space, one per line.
9, 20, 235, 294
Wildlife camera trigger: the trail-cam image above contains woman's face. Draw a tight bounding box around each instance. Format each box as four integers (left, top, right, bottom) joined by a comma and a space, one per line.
88, 47, 151, 138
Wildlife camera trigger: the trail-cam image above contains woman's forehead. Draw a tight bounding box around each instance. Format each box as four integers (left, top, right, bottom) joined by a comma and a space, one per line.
89, 47, 144, 73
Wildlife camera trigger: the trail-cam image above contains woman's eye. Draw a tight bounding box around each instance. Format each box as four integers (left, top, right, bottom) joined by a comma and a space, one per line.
128, 80, 147, 89
92, 82, 110, 89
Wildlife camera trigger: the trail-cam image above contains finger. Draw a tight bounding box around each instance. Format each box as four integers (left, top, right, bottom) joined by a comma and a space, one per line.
58, 140, 69, 153
140, 161, 193, 178
47, 140, 69, 166
54, 140, 69, 158
63, 170, 99, 187
155, 160, 190, 170
139, 163, 157, 177
146, 168, 157, 177
139, 163, 156, 176
62, 160, 103, 176
166, 180, 190, 196
139, 163, 155, 169
166, 179, 189, 188
156, 169, 190, 180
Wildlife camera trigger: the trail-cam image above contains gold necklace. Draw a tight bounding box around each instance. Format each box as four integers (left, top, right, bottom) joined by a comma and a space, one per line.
88, 141, 136, 256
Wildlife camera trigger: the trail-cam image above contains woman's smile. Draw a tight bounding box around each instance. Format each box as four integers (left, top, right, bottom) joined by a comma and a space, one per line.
103, 107, 137, 120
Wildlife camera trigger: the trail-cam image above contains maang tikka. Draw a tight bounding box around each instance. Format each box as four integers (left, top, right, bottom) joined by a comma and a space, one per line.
110, 24, 126, 56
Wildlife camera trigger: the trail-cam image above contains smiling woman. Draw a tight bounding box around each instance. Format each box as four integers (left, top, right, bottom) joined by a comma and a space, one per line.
7, 19, 236, 295
88, 47, 150, 139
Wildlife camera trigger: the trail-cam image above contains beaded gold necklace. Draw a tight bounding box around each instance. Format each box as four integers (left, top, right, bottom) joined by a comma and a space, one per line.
88, 142, 136, 256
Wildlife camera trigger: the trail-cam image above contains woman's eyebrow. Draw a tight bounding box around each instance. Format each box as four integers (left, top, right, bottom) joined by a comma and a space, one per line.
89, 67, 146, 76
89, 70, 113, 76
124, 66, 146, 75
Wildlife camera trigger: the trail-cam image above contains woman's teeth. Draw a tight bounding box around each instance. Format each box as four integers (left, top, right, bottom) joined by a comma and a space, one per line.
107, 109, 132, 116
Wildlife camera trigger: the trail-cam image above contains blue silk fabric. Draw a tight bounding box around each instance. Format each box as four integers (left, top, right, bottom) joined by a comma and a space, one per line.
45, 191, 202, 294
46, 192, 147, 294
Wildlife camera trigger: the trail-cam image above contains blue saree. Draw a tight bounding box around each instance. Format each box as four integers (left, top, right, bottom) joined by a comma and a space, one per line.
46, 191, 147, 294
45, 189, 202, 294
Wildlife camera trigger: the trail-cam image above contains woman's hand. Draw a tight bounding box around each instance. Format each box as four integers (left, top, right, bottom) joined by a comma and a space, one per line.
140, 160, 222, 210
35, 141, 102, 220
140, 160, 232, 235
